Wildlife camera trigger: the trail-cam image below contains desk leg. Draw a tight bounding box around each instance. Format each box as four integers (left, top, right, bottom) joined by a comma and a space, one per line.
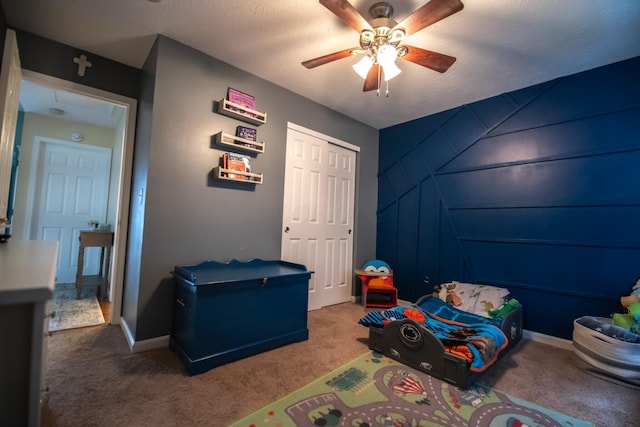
97, 247, 105, 299
102, 246, 111, 299
76, 246, 85, 299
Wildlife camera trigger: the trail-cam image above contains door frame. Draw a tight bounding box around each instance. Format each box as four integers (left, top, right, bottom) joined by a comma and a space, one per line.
0, 29, 21, 232
283, 122, 360, 309
287, 122, 360, 153
20, 69, 137, 326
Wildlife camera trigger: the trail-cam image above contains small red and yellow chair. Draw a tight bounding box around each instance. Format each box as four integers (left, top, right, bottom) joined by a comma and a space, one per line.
355, 260, 397, 310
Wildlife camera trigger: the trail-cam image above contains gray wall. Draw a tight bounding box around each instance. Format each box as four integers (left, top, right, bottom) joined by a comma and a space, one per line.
125, 36, 379, 341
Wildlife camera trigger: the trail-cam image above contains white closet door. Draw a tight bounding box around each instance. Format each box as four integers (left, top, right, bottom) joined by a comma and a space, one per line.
282, 125, 357, 310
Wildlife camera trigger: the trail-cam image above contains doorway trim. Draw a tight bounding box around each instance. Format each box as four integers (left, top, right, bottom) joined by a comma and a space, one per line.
286, 122, 360, 153
20, 69, 137, 326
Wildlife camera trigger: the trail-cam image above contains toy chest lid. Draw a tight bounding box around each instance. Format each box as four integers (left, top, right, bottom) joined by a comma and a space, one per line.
173, 258, 312, 286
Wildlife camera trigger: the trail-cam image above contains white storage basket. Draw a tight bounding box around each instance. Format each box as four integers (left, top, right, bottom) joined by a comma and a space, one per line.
572, 317, 640, 388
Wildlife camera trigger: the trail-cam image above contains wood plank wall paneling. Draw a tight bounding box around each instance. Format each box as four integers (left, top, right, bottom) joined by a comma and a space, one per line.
377, 56, 640, 339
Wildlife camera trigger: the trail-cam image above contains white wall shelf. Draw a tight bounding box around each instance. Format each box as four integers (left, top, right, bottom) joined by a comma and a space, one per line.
213, 131, 264, 155
215, 98, 266, 126
213, 167, 263, 184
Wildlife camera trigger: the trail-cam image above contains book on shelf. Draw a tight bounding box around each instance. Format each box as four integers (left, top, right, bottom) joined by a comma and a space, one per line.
222, 152, 251, 180
236, 125, 257, 141
235, 126, 259, 149
227, 87, 256, 110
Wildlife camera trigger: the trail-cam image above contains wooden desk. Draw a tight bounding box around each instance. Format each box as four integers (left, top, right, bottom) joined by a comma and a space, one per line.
75, 230, 114, 299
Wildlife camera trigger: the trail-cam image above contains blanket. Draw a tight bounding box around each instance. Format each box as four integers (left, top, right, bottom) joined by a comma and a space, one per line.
359, 298, 508, 372
418, 295, 503, 327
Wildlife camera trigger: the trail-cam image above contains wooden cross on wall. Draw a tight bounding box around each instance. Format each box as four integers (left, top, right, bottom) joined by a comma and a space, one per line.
73, 54, 92, 77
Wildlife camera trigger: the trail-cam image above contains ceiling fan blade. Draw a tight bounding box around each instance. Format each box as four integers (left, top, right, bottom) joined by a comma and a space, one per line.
400, 45, 456, 73
363, 64, 380, 92
392, 0, 464, 37
319, 0, 372, 33
302, 48, 358, 69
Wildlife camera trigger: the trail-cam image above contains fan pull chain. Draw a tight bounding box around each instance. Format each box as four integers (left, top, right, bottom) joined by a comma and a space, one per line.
376, 64, 381, 97
386, 79, 389, 97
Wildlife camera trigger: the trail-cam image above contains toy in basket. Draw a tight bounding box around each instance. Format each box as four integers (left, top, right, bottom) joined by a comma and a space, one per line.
573, 316, 640, 388
573, 279, 640, 388
613, 279, 640, 334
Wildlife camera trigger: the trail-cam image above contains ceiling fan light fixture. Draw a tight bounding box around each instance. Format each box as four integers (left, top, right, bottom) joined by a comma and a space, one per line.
389, 29, 405, 43
352, 55, 374, 79
377, 44, 397, 67
382, 61, 402, 81
303, 0, 464, 93
359, 29, 375, 49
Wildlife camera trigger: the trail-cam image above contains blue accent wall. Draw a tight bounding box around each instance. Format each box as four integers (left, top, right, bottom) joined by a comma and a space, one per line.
377, 56, 640, 339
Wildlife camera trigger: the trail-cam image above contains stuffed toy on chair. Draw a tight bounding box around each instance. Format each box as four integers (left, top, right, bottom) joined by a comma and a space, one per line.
362, 260, 393, 289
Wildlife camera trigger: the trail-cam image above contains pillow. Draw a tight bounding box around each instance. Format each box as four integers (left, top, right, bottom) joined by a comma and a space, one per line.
436, 281, 510, 318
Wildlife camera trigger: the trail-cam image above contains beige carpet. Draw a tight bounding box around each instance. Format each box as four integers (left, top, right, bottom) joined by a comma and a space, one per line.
48, 283, 105, 332
41, 302, 639, 426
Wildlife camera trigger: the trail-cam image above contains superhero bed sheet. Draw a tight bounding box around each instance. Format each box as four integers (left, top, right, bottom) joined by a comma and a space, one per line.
358, 281, 523, 389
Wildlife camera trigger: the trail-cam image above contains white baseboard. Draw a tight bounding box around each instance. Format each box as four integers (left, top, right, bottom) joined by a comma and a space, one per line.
119, 317, 170, 353
116, 308, 572, 354
523, 329, 573, 351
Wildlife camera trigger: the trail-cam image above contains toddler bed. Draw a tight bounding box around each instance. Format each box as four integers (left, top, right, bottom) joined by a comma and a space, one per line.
358, 281, 523, 389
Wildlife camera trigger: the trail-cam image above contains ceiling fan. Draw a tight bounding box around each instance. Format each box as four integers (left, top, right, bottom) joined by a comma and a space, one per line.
302, 0, 464, 95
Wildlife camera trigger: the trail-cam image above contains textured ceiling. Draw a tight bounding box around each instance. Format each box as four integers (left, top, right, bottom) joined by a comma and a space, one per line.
3, 0, 640, 129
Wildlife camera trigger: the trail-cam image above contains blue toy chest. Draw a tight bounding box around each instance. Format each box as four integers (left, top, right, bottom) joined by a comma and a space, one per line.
170, 259, 312, 375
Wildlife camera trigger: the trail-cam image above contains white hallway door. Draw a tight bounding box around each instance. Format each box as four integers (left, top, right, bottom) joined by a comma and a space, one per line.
31, 139, 111, 283
281, 124, 358, 311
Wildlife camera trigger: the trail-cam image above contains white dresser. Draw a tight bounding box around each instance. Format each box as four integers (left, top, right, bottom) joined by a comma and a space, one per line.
0, 240, 58, 427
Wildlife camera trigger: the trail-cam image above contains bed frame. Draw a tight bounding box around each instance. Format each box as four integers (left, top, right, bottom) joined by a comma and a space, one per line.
366, 295, 523, 389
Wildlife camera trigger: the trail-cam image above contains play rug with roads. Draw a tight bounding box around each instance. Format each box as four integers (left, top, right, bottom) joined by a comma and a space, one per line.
231, 350, 594, 427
